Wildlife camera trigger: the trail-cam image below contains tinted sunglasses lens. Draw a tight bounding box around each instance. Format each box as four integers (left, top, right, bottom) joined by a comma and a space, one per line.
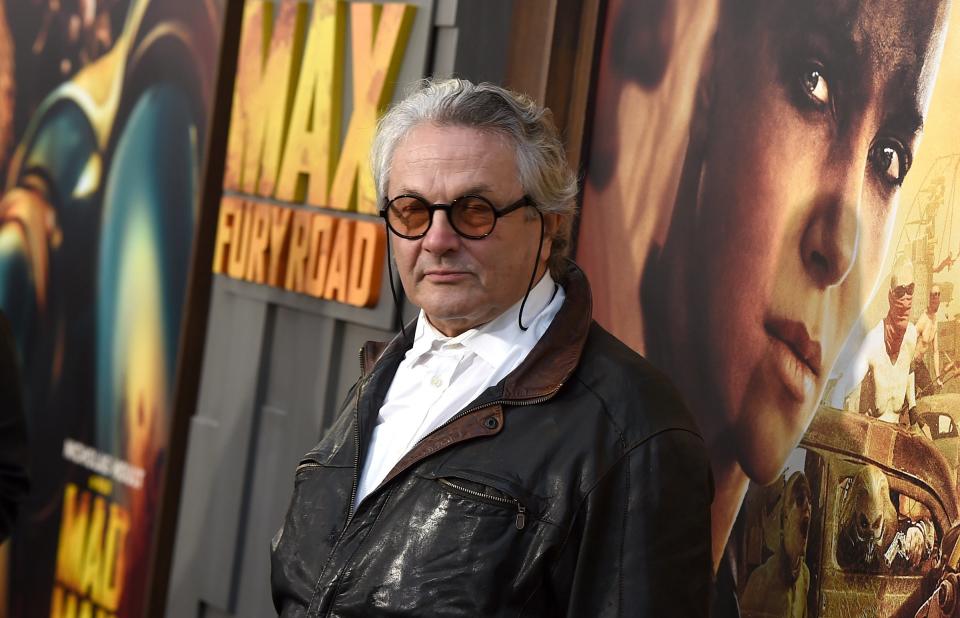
387, 197, 430, 237
894, 283, 915, 298
451, 196, 496, 238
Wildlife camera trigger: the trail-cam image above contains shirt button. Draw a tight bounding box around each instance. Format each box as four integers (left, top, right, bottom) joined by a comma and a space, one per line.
431, 376, 442, 388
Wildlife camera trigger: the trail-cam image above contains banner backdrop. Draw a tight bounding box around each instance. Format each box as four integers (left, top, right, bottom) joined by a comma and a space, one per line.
579, 0, 960, 615
0, 1, 222, 616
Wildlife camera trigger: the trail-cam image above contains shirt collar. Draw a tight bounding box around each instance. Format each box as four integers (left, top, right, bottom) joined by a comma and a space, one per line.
409, 273, 559, 367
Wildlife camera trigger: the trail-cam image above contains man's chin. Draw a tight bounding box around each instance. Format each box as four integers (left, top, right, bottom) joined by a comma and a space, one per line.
422, 306, 491, 336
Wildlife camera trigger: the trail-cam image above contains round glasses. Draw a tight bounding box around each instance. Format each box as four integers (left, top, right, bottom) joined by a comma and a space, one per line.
380, 194, 533, 240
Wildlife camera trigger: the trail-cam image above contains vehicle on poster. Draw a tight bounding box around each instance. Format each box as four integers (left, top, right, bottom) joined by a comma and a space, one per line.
918, 395, 960, 478
739, 407, 959, 618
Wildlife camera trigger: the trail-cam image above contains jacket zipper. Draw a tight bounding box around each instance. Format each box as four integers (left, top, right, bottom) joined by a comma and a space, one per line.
438, 478, 527, 530
344, 346, 367, 522
294, 347, 370, 477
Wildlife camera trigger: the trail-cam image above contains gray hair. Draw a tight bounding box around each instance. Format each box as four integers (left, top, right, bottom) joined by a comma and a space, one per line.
371, 78, 579, 278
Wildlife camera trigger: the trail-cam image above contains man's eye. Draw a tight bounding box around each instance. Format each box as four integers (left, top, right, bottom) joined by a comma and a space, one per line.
869, 141, 910, 186
802, 66, 830, 106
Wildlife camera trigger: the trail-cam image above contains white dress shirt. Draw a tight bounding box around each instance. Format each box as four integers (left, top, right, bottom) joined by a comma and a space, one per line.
354, 273, 565, 506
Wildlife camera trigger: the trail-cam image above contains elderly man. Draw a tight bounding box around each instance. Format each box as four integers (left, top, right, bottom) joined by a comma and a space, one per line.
270, 79, 713, 616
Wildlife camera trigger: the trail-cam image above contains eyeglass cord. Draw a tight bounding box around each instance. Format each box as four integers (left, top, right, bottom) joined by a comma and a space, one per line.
385, 238, 411, 343
517, 210, 545, 332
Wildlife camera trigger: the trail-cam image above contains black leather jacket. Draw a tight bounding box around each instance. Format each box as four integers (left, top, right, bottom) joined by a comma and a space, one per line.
271, 264, 713, 617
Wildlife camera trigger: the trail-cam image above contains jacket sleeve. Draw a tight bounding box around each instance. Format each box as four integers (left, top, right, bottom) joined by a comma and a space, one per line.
0, 311, 29, 542
562, 428, 713, 617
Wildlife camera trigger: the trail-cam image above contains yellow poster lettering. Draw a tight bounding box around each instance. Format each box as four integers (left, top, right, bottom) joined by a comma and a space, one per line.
284, 210, 313, 293
97, 502, 130, 611
212, 197, 243, 274
56, 483, 90, 590
53, 484, 129, 614
268, 205, 292, 286
324, 219, 354, 301
244, 203, 272, 283
347, 221, 385, 307
275, 0, 346, 205
77, 600, 94, 618
329, 3, 415, 213
227, 201, 252, 279
79, 496, 106, 598
305, 214, 336, 297
225, 1, 308, 196
50, 585, 76, 618
86, 475, 112, 496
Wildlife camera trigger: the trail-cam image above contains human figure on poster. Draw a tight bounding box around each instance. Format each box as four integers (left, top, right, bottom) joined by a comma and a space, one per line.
836, 465, 896, 572
624, 1, 953, 598
832, 260, 919, 426
836, 464, 936, 577
914, 285, 943, 396
740, 472, 811, 618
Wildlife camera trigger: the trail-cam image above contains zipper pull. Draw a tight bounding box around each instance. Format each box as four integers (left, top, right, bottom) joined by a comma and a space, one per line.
515, 503, 526, 530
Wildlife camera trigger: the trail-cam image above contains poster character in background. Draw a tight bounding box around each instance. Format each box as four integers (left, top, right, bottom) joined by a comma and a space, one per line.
740, 471, 811, 618
914, 284, 943, 395
836, 465, 896, 571
829, 259, 919, 425
634, 0, 951, 581
835, 464, 936, 575
0, 0, 220, 614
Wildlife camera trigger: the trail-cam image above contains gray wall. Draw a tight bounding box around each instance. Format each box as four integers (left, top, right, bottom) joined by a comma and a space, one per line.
165, 1, 514, 616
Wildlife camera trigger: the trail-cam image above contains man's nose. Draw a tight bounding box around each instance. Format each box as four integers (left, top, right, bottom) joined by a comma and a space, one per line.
421, 209, 461, 254
800, 152, 863, 289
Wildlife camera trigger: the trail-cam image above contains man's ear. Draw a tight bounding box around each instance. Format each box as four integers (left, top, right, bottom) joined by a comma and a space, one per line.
610, 0, 676, 89
540, 212, 562, 262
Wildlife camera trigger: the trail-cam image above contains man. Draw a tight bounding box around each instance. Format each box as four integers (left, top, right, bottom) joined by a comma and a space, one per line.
832, 260, 918, 424
270, 79, 713, 616
914, 285, 942, 396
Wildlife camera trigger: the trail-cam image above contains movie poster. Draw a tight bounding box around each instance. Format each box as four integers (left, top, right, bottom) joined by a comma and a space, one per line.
0, 1, 222, 616
578, 0, 960, 615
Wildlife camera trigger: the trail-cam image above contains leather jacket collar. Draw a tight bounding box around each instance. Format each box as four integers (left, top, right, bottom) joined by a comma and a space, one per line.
360, 259, 592, 403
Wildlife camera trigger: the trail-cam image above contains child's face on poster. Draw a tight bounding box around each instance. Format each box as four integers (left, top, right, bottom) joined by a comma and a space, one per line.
678, 0, 950, 483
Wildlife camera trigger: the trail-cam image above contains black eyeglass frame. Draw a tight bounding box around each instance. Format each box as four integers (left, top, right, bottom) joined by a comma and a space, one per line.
379, 193, 534, 240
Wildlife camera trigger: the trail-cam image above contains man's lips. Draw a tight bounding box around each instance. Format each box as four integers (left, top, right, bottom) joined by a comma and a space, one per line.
765, 318, 823, 378
422, 269, 471, 281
